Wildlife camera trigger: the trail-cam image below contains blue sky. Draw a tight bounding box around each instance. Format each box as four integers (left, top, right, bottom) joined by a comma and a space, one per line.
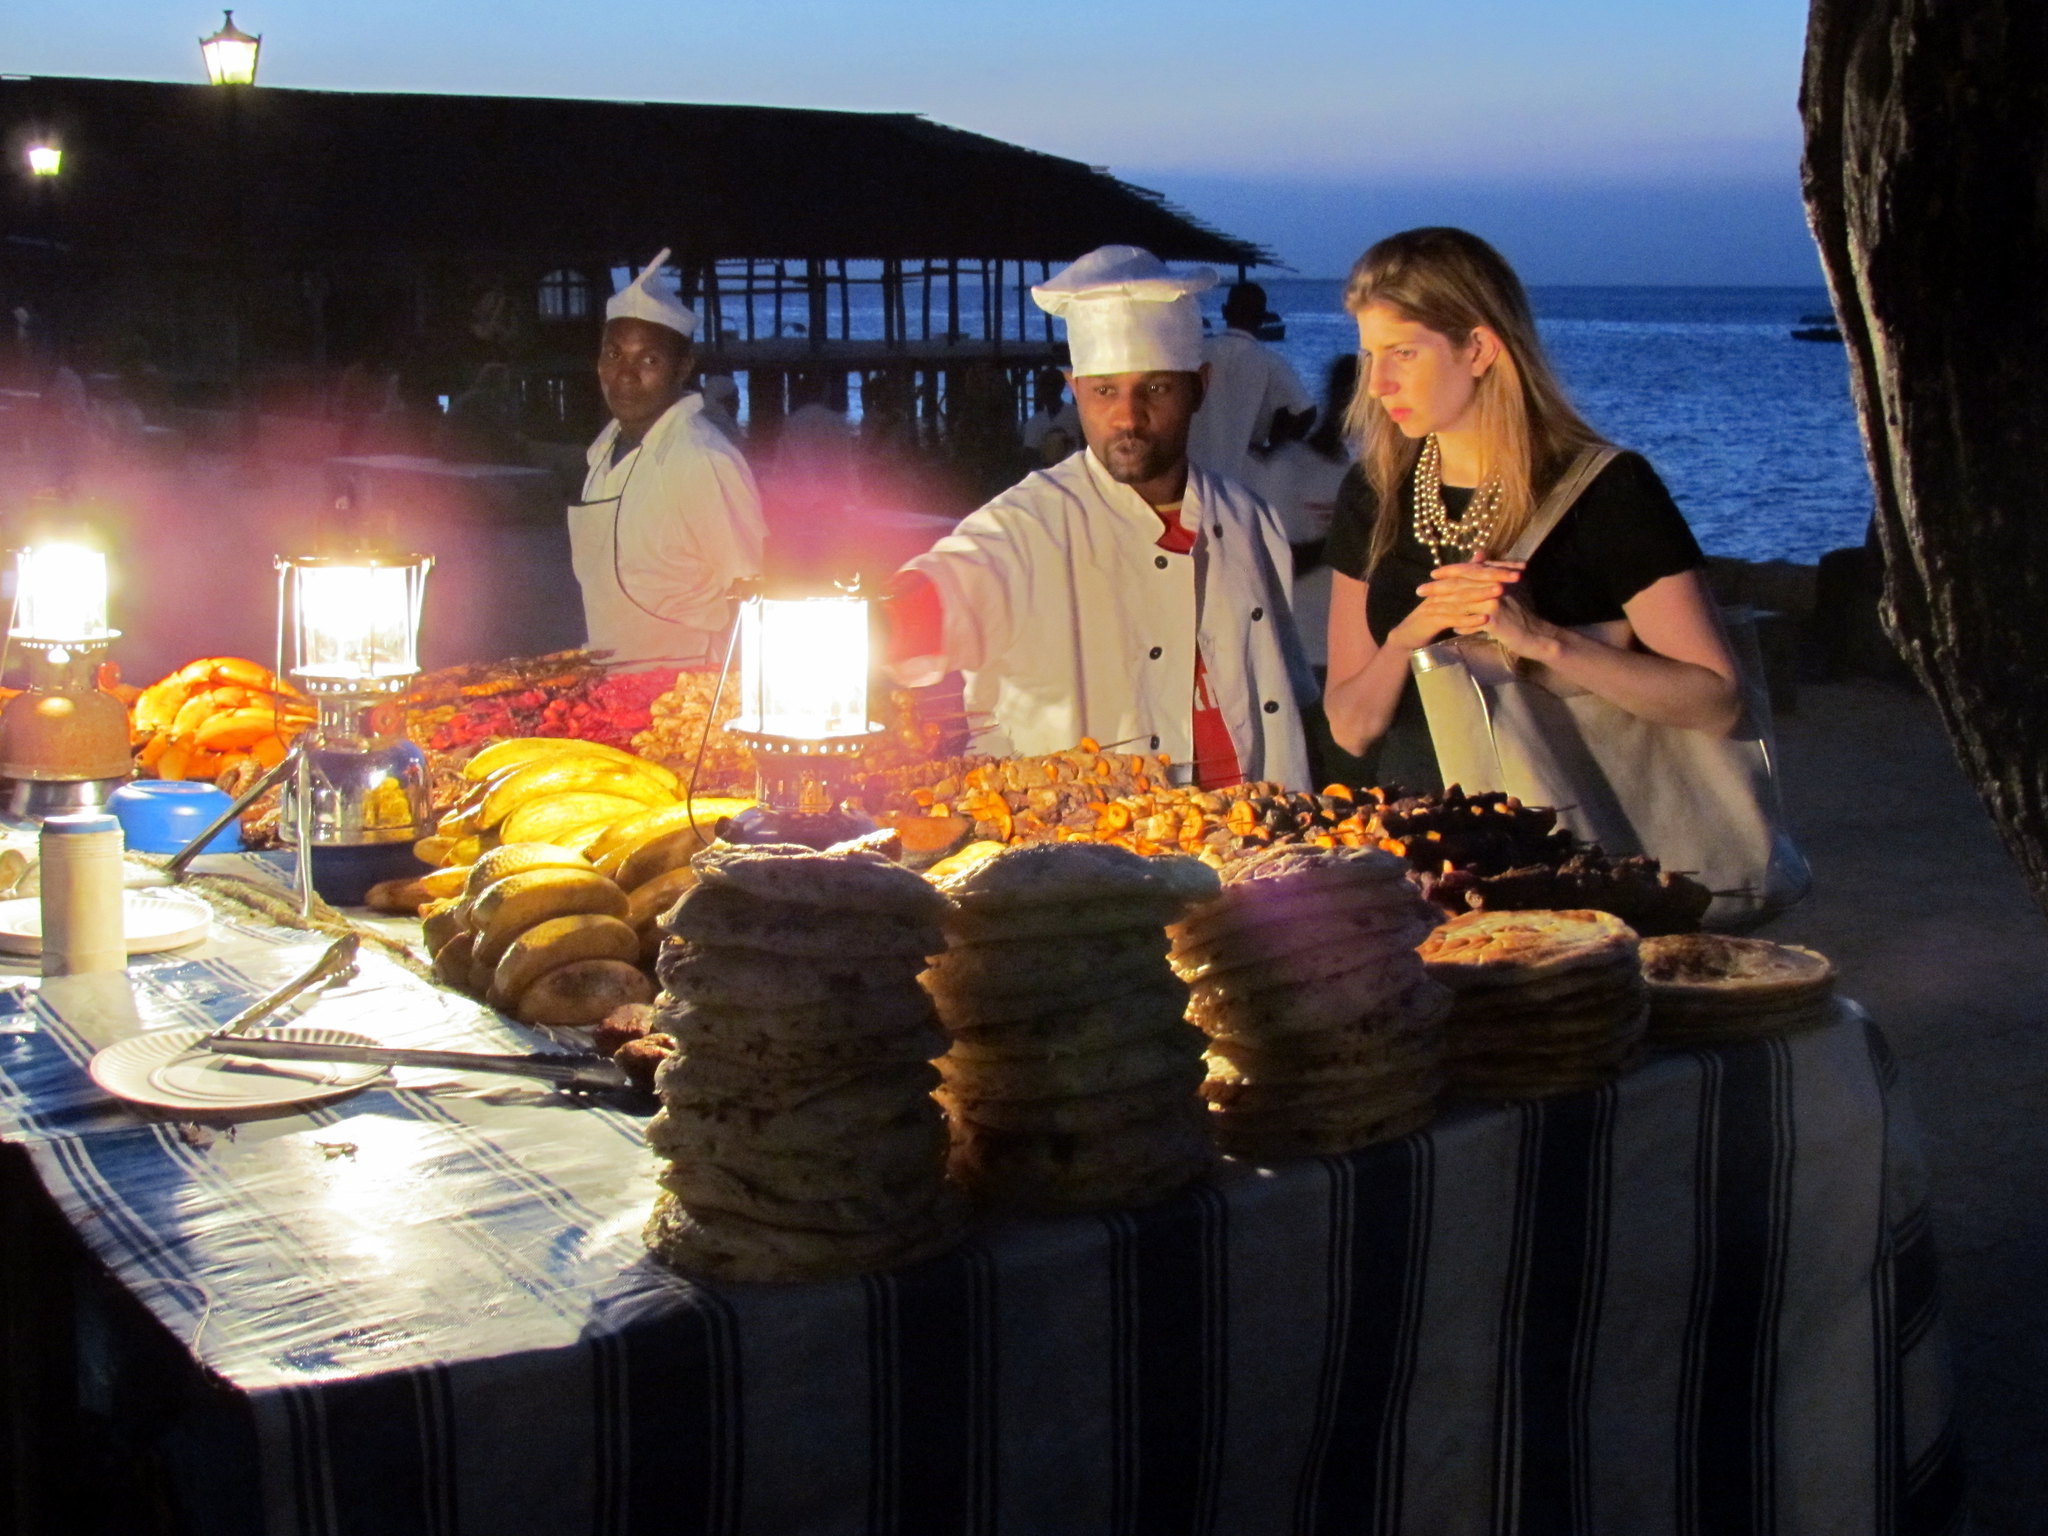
3, 0, 1820, 282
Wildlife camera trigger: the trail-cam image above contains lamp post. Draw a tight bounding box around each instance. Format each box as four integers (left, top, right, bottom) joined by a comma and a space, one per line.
200, 11, 261, 457
722, 588, 886, 849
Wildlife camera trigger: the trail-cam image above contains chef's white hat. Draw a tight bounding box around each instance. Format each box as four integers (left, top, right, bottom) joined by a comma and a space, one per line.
1032, 245, 1215, 375
606, 248, 698, 340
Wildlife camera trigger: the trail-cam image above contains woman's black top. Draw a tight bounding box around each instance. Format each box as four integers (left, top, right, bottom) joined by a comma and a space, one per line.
1321, 450, 1706, 793
1324, 450, 1706, 645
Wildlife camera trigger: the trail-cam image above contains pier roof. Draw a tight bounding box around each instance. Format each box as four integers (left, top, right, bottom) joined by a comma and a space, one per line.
1, 75, 1273, 269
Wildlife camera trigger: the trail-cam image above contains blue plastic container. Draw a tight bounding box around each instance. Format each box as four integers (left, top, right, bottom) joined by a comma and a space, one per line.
106, 780, 243, 855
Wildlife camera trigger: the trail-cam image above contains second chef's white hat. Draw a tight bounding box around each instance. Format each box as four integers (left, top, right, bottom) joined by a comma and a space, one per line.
1032, 245, 1215, 376
606, 248, 698, 340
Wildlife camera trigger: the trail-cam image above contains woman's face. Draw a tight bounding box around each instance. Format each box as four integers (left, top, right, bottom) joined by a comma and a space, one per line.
1354, 303, 1489, 439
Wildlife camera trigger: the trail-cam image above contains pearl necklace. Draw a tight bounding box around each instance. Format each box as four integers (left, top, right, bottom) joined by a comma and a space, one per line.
1412, 434, 1505, 567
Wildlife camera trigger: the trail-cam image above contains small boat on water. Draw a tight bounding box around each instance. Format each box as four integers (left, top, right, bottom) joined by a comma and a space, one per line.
1792, 312, 1843, 343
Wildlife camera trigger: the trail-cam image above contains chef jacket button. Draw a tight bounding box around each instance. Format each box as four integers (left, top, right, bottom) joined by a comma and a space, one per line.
1154, 554, 1169, 569
1251, 607, 1265, 621
1149, 735, 1161, 749
1212, 524, 1223, 537
1263, 700, 1280, 714
1148, 646, 1163, 659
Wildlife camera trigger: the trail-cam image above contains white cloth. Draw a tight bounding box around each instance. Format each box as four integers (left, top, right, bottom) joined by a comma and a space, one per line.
571, 394, 763, 666
1185, 328, 1315, 483
901, 449, 1313, 787
1031, 246, 1213, 375
1239, 442, 1350, 668
606, 248, 697, 340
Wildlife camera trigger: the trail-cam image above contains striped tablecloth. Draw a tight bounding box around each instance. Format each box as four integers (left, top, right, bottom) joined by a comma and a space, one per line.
0, 922, 1961, 1536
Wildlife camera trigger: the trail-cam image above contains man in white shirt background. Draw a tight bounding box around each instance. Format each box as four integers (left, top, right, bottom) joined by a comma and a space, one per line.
569, 250, 764, 666
1184, 281, 1315, 486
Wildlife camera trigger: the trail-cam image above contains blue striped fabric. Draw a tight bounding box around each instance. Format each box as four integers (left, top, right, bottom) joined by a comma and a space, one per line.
0, 933, 1960, 1536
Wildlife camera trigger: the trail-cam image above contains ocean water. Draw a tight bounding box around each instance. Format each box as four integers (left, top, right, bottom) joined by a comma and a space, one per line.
1243, 279, 1873, 566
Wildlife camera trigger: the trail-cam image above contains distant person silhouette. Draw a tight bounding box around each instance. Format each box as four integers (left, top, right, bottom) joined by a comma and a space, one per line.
1185, 281, 1314, 483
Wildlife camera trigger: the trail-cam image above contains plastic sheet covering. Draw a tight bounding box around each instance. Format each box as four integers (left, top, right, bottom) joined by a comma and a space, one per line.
0, 858, 1962, 1535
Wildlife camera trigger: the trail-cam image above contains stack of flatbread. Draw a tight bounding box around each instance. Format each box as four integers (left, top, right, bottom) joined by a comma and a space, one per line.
642, 843, 964, 1283
1640, 933, 1838, 1045
1419, 909, 1648, 1100
1171, 844, 1449, 1158
922, 842, 1220, 1213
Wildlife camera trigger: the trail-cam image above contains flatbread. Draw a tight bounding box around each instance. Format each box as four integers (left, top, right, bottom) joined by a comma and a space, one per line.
1420, 909, 1640, 989
947, 1105, 1213, 1213
657, 942, 928, 1009
1639, 933, 1835, 997
931, 841, 1219, 912
944, 893, 1194, 944
925, 964, 1187, 1028
662, 883, 945, 958
939, 1079, 1203, 1135
1181, 938, 1433, 1001
937, 1033, 1205, 1102
1218, 842, 1411, 889
1187, 960, 1426, 1040
655, 1013, 948, 1069
1203, 1025, 1444, 1088
647, 1109, 948, 1198
655, 1159, 952, 1236
644, 1190, 965, 1283
690, 842, 952, 921
922, 927, 1172, 998
1171, 881, 1437, 961
1171, 912, 1440, 983
1201, 1059, 1441, 1114
655, 1051, 939, 1114
648, 1075, 947, 1152
654, 989, 939, 1046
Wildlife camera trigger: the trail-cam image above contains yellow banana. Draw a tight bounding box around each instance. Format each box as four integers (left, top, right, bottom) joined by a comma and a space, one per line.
470, 869, 631, 969
488, 914, 641, 1008
587, 797, 754, 869
513, 959, 655, 1027
479, 760, 673, 831
463, 843, 594, 899
432, 930, 476, 989
463, 737, 679, 791
420, 864, 472, 901
625, 864, 699, 932
499, 792, 650, 848
616, 825, 718, 894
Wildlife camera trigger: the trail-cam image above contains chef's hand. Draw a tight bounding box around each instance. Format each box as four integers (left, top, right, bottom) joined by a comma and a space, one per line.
1388, 554, 1522, 652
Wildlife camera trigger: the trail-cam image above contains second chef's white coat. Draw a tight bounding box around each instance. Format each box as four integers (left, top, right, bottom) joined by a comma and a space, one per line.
901, 448, 1314, 788
571, 393, 764, 667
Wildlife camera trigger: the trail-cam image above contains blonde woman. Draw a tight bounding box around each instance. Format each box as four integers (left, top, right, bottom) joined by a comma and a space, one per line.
1321, 227, 1741, 790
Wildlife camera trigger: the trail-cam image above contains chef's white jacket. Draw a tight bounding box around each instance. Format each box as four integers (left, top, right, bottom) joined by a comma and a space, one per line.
1186, 328, 1315, 485
901, 449, 1315, 788
572, 394, 764, 666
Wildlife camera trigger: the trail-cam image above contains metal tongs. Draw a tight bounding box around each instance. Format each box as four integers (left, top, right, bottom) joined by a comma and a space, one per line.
198, 931, 630, 1092
197, 1033, 631, 1093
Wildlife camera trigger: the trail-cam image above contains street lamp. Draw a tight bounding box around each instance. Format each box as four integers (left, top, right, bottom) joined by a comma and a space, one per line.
199, 11, 261, 86
26, 145, 61, 177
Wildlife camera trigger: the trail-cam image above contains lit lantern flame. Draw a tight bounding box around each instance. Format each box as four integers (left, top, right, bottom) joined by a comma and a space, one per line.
11, 545, 110, 644
26, 145, 61, 177
283, 557, 429, 684
733, 595, 872, 741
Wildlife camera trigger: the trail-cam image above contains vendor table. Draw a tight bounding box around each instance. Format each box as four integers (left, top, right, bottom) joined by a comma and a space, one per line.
0, 900, 1961, 1536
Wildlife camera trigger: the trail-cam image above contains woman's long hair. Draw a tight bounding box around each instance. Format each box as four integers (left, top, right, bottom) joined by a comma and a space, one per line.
1341, 227, 1605, 575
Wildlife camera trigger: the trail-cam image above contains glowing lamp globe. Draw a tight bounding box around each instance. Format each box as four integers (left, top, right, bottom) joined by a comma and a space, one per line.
724, 591, 886, 848
0, 544, 132, 818
199, 11, 262, 86
26, 145, 62, 177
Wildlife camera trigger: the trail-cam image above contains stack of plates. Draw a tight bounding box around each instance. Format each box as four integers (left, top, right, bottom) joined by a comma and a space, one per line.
0, 889, 213, 957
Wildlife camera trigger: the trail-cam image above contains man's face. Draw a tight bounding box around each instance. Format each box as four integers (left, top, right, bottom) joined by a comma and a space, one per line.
1066, 368, 1206, 490
597, 318, 691, 435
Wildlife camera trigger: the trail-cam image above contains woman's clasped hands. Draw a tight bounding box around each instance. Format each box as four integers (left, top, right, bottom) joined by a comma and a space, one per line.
1392, 550, 1551, 656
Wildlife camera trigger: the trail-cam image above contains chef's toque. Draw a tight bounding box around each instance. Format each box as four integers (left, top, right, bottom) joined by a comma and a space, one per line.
1031, 245, 1215, 376
606, 248, 698, 340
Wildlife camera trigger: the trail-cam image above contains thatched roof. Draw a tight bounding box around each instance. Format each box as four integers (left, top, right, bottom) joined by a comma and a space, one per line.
1, 76, 1272, 269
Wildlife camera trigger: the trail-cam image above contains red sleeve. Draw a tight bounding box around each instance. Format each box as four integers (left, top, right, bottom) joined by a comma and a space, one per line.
883, 568, 947, 668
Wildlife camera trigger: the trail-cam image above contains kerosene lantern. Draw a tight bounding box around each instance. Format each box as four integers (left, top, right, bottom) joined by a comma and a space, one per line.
275, 553, 433, 902
0, 544, 133, 821
722, 588, 886, 849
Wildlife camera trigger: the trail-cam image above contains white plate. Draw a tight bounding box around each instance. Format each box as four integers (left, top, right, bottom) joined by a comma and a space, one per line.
89, 1026, 388, 1113
0, 891, 213, 956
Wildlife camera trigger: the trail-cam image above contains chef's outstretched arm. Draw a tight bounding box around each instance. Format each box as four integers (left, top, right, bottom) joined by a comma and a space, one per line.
884, 514, 1031, 686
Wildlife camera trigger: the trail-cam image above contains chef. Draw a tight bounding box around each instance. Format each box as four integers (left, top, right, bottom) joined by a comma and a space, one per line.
888, 245, 1312, 789
571, 249, 764, 666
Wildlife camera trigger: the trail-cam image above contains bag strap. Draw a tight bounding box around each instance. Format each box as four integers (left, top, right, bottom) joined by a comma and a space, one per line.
1499, 446, 1621, 564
